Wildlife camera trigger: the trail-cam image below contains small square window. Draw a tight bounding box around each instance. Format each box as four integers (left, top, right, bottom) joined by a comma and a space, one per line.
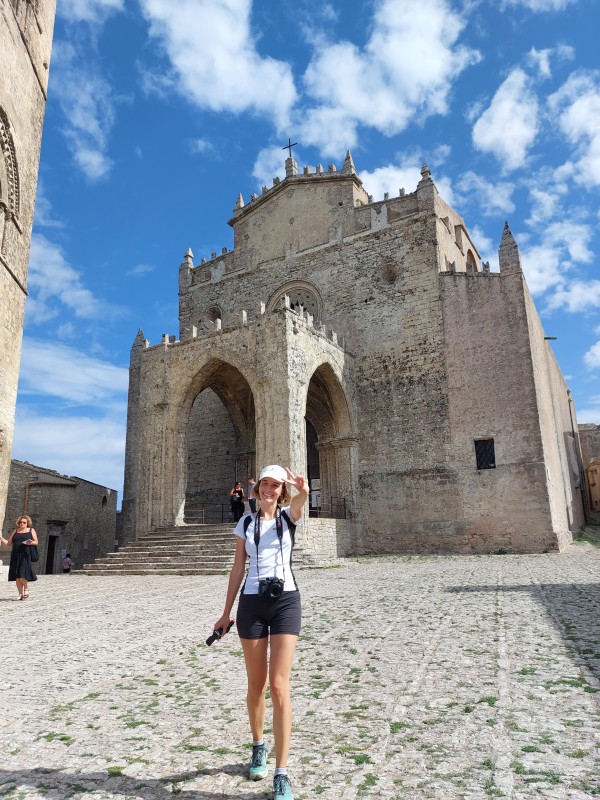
475, 438, 496, 470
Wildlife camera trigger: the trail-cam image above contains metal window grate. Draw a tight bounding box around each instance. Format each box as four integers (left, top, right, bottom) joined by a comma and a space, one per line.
475, 438, 496, 470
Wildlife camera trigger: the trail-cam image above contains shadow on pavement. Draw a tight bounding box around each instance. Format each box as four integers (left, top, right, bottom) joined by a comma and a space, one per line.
445, 582, 600, 685
0, 767, 265, 799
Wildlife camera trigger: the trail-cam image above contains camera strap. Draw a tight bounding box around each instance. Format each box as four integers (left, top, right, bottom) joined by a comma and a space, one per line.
253, 507, 285, 584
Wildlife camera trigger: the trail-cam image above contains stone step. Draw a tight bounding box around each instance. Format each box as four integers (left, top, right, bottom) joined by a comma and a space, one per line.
114, 542, 233, 553
85, 560, 234, 571
83, 522, 327, 575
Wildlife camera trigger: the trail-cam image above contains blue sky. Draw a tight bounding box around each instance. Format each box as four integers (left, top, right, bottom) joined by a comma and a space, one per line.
13, 0, 600, 501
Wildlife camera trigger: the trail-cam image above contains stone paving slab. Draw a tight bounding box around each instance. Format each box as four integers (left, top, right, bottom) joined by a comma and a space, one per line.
1, 542, 599, 799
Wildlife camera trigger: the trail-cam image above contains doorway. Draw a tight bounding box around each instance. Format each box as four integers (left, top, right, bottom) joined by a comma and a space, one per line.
45, 522, 66, 574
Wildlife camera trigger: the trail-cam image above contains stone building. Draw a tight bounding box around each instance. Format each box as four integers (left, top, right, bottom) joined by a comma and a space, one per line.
0, 0, 56, 526
122, 153, 585, 555
578, 423, 600, 467
578, 423, 600, 514
0, 459, 117, 573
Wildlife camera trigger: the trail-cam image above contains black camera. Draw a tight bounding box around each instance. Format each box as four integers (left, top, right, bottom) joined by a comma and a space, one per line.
258, 577, 284, 599
206, 619, 235, 646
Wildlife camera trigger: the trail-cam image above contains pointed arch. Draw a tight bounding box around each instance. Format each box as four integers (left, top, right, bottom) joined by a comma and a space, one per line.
305, 360, 356, 518
466, 249, 477, 273
178, 357, 256, 522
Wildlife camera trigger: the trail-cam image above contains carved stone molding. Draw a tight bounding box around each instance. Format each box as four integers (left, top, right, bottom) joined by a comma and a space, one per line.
0, 107, 20, 220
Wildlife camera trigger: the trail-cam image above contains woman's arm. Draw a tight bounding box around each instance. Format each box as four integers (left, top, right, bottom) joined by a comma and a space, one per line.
27, 528, 39, 545
213, 537, 247, 636
2, 529, 15, 547
286, 469, 309, 523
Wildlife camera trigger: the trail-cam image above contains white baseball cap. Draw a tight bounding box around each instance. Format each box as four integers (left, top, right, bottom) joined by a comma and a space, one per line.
259, 464, 287, 483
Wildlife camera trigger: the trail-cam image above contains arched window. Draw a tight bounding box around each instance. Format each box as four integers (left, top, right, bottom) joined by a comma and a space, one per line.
267, 281, 322, 323
466, 250, 478, 274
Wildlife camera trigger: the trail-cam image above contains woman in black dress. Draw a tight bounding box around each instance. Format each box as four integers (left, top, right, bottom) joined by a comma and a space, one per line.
1, 515, 38, 600
229, 481, 245, 522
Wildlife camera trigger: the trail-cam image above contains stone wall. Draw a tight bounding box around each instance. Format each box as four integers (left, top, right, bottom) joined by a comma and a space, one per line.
578, 424, 600, 467
186, 388, 238, 512
0, 0, 56, 527
1, 460, 117, 573
303, 517, 357, 559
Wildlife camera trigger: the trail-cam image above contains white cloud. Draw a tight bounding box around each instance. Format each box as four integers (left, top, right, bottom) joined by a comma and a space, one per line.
189, 138, 214, 155
139, 0, 297, 129
56, 322, 76, 340
547, 281, 600, 313
548, 70, 600, 186
19, 339, 129, 406
299, 0, 480, 155
527, 45, 575, 79
360, 162, 424, 202
32, 182, 65, 230
13, 338, 129, 493
456, 171, 516, 216
472, 68, 539, 170
520, 220, 594, 299
575, 404, 600, 424
127, 263, 155, 277
51, 42, 116, 181
526, 186, 560, 226
520, 242, 565, 294
27, 233, 124, 323
528, 48, 553, 79
252, 146, 288, 188
57, 0, 124, 24
584, 342, 600, 370
501, 0, 578, 10
469, 225, 499, 271
12, 407, 126, 493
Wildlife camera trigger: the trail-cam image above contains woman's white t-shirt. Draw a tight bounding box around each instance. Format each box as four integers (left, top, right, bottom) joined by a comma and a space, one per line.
235, 506, 301, 595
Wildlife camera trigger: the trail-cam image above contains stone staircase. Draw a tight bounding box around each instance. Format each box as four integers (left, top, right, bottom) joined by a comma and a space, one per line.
83, 523, 326, 575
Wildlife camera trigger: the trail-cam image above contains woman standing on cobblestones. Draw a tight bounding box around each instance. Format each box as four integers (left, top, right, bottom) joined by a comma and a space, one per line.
214, 464, 308, 800
1, 515, 38, 600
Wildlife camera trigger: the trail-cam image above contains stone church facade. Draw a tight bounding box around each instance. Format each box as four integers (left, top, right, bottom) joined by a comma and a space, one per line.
0, 0, 56, 526
122, 153, 585, 555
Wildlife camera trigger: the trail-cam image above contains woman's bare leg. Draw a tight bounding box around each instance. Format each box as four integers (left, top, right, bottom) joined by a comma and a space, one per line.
241, 637, 269, 741
269, 634, 298, 768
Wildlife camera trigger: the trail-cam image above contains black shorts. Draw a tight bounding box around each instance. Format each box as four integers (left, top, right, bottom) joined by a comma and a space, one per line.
237, 590, 302, 639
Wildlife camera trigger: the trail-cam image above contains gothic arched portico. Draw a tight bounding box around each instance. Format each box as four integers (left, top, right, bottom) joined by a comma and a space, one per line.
184, 361, 256, 521
305, 361, 357, 519
173, 357, 256, 526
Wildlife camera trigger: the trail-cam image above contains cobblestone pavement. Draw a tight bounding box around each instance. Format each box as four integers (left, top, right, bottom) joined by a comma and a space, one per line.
1, 542, 600, 799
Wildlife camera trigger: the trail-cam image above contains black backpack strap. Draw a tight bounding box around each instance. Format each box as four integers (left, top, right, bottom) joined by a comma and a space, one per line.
280, 509, 298, 590
280, 509, 296, 544
239, 514, 254, 595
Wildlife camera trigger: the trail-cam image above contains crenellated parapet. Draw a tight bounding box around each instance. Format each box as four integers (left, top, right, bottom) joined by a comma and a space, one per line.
439, 219, 522, 279
139, 298, 346, 353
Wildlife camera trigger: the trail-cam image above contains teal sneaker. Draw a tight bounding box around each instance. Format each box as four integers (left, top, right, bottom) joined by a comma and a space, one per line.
248, 743, 268, 780
273, 773, 293, 799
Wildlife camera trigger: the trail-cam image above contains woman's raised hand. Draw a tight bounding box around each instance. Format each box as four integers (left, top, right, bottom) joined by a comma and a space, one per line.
284, 468, 309, 495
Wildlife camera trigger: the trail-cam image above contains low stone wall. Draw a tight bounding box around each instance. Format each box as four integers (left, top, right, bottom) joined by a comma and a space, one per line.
303, 517, 358, 559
